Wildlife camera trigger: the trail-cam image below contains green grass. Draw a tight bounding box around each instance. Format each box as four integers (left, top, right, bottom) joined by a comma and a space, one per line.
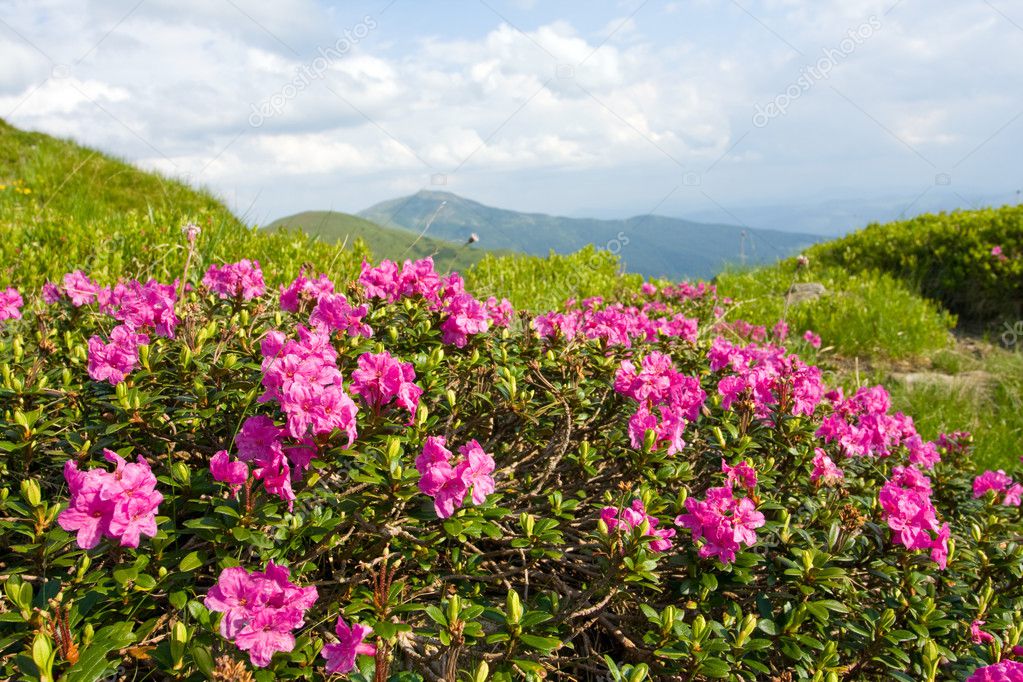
466, 246, 643, 311
0, 118, 372, 288
715, 260, 955, 360
266, 210, 506, 273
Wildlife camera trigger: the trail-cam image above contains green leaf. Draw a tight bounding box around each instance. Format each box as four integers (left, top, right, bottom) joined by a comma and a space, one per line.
64, 623, 135, 682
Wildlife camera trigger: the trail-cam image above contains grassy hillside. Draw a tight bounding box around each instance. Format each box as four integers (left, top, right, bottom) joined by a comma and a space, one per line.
0, 118, 370, 288
806, 204, 1023, 325
360, 190, 819, 280
267, 209, 503, 273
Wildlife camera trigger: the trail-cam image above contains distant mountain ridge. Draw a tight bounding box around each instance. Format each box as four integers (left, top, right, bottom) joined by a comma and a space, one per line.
357, 191, 819, 279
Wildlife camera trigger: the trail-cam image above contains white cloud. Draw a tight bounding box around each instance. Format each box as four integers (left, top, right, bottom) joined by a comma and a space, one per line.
0, 0, 1019, 222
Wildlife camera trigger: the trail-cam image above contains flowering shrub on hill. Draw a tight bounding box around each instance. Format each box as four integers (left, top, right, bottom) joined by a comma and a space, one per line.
2, 250, 1023, 682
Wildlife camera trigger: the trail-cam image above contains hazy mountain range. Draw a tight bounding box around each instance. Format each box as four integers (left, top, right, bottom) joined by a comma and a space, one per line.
269, 191, 819, 280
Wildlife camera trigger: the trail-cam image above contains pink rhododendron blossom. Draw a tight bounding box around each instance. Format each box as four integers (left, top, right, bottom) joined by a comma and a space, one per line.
210, 450, 248, 494
968, 661, 1023, 682
0, 287, 23, 321
708, 337, 822, 419
415, 436, 495, 518
279, 272, 335, 312
810, 448, 844, 485
99, 279, 179, 337
676, 484, 765, 564
485, 296, 515, 327
350, 351, 423, 421
601, 499, 676, 552
615, 353, 706, 455
974, 469, 1013, 498
41, 281, 62, 304
58, 451, 162, 549
803, 330, 822, 348
203, 259, 265, 300
992, 245, 1009, 262
309, 292, 371, 337
259, 325, 358, 446
878, 470, 948, 569
816, 385, 930, 459
204, 562, 317, 668
87, 325, 149, 385
972, 619, 995, 644
322, 616, 376, 674
440, 293, 491, 347
772, 319, 789, 340
722, 459, 757, 490
230, 415, 320, 509
63, 270, 100, 306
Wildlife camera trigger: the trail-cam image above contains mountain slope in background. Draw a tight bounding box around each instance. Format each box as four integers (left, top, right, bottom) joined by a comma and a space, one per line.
358, 191, 819, 279
265, 210, 505, 272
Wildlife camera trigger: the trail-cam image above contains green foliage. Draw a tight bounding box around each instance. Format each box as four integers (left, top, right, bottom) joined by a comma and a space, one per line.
716, 261, 955, 360
0, 118, 370, 289
1, 264, 1021, 681
466, 245, 644, 311
807, 204, 1023, 325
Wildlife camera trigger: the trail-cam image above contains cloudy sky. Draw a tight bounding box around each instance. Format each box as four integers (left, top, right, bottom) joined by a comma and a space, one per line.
1, 0, 1021, 232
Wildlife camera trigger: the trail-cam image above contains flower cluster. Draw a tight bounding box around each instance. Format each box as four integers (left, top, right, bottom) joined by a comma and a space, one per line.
600, 499, 675, 552
709, 337, 823, 419
350, 351, 423, 422
57, 450, 162, 549
279, 271, 336, 312
415, 437, 495, 518
973, 469, 1023, 506
968, 661, 1023, 682
879, 465, 950, 568
322, 616, 376, 674
213, 415, 318, 508
0, 286, 22, 321
88, 325, 149, 385
817, 385, 939, 466
615, 352, 706, 455
359, 258, 506, 348
676, 461, 765, 564
810, 448, 844, 485
204, 562, 317, 667
203, 259, 265, 300
534, 296, 700, 347
260, 326, 359, 445
309, 292, 371, 338
803, 329, 822, 348
56, 270, 179, 385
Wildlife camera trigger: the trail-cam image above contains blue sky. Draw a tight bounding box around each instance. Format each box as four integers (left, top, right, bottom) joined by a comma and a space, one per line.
1, 0, 1021, 234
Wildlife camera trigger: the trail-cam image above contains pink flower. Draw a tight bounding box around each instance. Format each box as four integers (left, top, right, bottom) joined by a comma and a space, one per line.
803, 330, 822, 348
87, 324, 149, 385
772, 319, 789, 340
975, 470, 1014, 499
676, 485, 764, 564
309, 292, 371, 337
57, 451, 161, 549
972, 619, 995, 644
63, 270, 100, 306
322, 616, 376, 674
455, 440, 496, 505
415, 436, 495, 518
210, 450, 248, 494
810, 448, 844, 485
350, 351, 423, 421
992, 245, 1009, 262
41, 282, 62, 304
601, 499, 675, 553
205, 562, 317, 668
441, 293, 491, 347
279, 272, 335, 312
203, 260, 265, 300
721, 459, 757, 491
1006, 484, 1023, 507
485, 297, 515, 327
0, 287, 23, 321
968, 661, 1023, 682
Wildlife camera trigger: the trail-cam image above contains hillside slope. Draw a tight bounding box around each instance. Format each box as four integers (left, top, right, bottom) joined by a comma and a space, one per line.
359, 190, 820, 279
267, 210, 504, 272
0, 119, 372, 287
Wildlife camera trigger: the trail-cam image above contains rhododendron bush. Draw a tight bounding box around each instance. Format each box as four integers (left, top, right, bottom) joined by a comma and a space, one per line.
3, 253, 1023, 682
